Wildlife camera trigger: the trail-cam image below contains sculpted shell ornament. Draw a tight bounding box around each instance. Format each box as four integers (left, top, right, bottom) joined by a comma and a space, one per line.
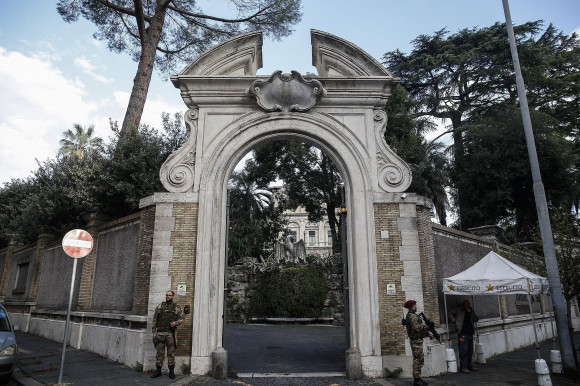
248, 70, 326, 112
159, 109, 198, 193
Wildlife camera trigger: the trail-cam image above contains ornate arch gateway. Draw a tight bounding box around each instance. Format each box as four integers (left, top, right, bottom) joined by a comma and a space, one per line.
140, 30, 442, 378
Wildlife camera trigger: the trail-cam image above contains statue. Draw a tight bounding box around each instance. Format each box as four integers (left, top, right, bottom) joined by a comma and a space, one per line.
275, 235, 307, 264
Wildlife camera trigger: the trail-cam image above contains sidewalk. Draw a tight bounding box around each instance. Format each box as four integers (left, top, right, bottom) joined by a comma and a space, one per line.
11, 329, 580, 386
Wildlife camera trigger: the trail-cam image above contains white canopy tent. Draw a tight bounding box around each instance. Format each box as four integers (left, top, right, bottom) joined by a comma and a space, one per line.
442, 251, 552, 358
443, 251, 550, 296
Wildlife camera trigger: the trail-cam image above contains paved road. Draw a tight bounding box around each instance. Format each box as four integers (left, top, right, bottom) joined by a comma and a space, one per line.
8, 325, 580, 386
225, 324, 348, 375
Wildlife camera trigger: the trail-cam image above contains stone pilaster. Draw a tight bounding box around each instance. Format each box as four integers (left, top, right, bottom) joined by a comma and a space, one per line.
77, 213, 113, 310
132, 206, 155, 315
28, 234, 54, 303
0, 245, 15, 299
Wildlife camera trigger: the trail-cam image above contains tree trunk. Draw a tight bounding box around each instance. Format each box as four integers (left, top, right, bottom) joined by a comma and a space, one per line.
119, 3, 168, 142
326, 204, 340, 254
451, 113, 467, 227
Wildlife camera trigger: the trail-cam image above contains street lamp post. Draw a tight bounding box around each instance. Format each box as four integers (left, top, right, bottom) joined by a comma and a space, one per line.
502, 0, 577, 377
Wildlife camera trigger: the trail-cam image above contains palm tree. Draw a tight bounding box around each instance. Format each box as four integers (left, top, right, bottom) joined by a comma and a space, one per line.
229, 170, 273, 216
58, 124, 103, 159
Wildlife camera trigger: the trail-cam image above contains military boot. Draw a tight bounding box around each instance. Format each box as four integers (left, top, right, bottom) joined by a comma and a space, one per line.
151, 366, 162, 378
169, 365, 175, 379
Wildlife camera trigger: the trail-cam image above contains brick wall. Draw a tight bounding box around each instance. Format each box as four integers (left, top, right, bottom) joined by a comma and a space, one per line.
169, 203, 198, 356
374, 203, 406, 355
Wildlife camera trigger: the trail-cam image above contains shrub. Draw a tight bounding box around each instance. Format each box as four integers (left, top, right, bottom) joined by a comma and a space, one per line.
384, 367, 403, 378
249, 266, 328, 318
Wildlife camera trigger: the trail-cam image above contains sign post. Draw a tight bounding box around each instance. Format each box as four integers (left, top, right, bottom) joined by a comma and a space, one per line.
58, 229, 93, 384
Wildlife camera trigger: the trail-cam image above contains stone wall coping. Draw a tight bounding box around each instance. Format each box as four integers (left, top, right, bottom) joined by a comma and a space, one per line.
139, 193, 199, 208
432, 223, 495, 247
373, 192, 433, 208
249, 317, 335, 324
4, 301, 36, 307
30, 309, 147, 323
441, 313, 555, 333
95, 212, 141, 232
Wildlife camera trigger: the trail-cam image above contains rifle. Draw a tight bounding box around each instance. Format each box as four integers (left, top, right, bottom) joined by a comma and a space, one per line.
419, 312, 441, 343
171, 325, 178, 349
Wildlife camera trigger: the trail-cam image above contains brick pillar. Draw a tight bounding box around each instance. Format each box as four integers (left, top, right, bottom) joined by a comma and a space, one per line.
77, 213, 108, 311
132, 206, 155, 315
28, 234, 54, 303
0, 245, 15, 299
375, 194, 440, 355
375, 202, 406, 355
170, 203, 198, 357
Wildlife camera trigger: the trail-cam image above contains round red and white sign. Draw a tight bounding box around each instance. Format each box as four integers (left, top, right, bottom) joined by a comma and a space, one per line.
62, 229, 93, 258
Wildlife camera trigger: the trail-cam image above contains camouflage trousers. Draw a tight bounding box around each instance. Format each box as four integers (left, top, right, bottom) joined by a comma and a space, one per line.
154, 332, 176, 367
410, 339, 424, 379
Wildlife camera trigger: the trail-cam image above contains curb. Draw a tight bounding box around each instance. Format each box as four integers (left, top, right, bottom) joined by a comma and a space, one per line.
12, 369, 42, 386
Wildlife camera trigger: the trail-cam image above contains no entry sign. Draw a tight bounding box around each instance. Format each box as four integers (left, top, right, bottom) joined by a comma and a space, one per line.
62, 229, 93, 258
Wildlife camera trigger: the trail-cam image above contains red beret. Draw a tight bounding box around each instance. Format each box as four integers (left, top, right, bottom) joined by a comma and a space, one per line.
404, 300, 416, 309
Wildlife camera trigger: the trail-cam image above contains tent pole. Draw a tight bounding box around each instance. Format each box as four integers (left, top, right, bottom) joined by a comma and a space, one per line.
472, 295, 479, 344
528, 291, 541, 359
444, 294, 450, 349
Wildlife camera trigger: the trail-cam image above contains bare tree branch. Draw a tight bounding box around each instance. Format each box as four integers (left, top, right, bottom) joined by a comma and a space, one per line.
167, 1, 277, 24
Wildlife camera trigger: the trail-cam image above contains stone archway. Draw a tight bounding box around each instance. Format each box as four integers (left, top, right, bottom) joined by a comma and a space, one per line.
141, 29, 440, 379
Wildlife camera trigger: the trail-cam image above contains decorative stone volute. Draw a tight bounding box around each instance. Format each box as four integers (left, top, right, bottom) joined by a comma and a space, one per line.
248, 70, 326, 112
374, 109, 412, 192
159, 108, 198, 193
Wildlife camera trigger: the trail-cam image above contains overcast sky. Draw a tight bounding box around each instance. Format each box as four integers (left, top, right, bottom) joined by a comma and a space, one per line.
1, 0, 579, 185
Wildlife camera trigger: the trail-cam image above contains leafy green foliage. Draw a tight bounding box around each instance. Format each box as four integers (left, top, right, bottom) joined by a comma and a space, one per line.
58, 124, 103, 160
227, 167, 287, 264
383, 367, 403, 378
509, 209, 580, 346
250, 141, 344, 253
384, 21, 580, 230
249, 265, 328, 318
0, 115, 186, 248
456, 106, 579, 240
384, 85, 450, 224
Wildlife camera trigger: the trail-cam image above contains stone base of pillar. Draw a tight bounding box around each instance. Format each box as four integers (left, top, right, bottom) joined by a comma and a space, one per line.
346, 347, 362, 380
211, 347, 228, 380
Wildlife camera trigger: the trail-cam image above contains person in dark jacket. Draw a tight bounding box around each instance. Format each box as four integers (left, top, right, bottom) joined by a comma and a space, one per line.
450, 299, 479, 373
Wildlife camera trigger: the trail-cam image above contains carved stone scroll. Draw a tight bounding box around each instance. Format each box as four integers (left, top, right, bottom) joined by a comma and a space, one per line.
374, 109, 412, 192
159, 108, 198, 193
248, 70, 326, 112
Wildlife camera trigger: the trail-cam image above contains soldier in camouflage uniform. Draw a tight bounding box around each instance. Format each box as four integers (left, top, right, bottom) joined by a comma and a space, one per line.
151, 290, 184, 379
404, 300, 433, 386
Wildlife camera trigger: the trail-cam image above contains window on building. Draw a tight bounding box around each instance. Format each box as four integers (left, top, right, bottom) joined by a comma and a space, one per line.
14, 262, 29, 293
309, 230, 316, 244
289, 230, 297, 242
327, 230, 333, 245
